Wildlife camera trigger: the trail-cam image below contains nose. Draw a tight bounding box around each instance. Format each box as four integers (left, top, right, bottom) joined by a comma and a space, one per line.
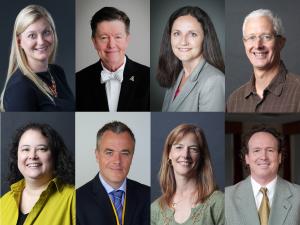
107, 37, 116, 48
180, 34, 188, 46
181, 147, 191, 158
112, 152, 121, 163
254, 37, 264, 48
37, 34, 46, 45
260, 149, 268, 159
28, 149, 38, 159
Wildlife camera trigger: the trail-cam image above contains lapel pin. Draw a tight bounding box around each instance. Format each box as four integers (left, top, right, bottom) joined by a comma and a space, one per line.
129, 76, 135, 82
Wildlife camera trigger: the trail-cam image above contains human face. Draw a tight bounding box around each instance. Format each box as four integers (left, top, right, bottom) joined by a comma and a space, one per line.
17, 129, 54, 182
169, 133, 200, 178
18, 18, 54, 71
171, 15, 204, 67
96, 131, 134, 189
243, 16, 285, 73
92, 20, 130, 71
245, 132, 282, 184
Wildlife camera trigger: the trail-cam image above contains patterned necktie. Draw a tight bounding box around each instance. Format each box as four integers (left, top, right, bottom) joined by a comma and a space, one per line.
258, 187, 270, 225
101, 70, 123, 83
110, 190, 123, 225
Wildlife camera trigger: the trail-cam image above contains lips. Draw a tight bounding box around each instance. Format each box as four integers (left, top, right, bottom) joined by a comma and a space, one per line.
177, 160, 192, 166
26, 163, 42, 168
252, 51, 268, 58
34, 46, 49, 52
178, 48, 192, 52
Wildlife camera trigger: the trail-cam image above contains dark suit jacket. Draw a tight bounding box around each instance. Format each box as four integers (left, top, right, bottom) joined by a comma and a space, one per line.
76, 175, 150, 225
76, 57, 149, 111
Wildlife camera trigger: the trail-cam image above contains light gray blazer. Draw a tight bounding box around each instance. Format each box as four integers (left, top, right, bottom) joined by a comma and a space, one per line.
162, 59, 225, 112
225, 176, 300, 225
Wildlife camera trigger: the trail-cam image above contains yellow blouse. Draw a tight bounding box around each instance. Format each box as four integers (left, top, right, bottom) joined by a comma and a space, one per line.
0, 178, 75, 225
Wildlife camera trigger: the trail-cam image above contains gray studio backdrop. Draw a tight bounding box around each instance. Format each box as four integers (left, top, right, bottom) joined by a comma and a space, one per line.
76, 0, 150, 72
0, 0, 75, 95
151, 112, 225, 202
0, 112, 75, 196
226, 0, 300, 100
75, 112, 150, 188
150, 0, 225, 111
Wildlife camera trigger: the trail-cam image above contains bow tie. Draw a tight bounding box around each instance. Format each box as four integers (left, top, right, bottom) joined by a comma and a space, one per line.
101, 70, 123, 84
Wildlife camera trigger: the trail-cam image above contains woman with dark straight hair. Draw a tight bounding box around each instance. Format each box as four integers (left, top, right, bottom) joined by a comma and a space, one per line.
157, 6, 225, 112
151, 124, 224, 224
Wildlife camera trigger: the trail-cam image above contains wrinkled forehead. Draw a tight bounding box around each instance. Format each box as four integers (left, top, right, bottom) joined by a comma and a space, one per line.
248, 131, 279, 150
243, 16, 274, 36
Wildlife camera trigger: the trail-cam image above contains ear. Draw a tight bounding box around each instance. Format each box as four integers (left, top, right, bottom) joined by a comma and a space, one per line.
17, 35, 22, 46
245, 154, 249, 165
95, 148, 99, 161
278, 152, 282, 164
278, 36, 286, 50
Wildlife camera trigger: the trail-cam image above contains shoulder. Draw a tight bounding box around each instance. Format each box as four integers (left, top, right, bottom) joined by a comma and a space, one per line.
127, 179, 150, 193
60, 183, 75, 196
76, 178, 95, 196
285, 72, 300, 87
203, 62, 225, 78
227, 81, 250, 101
126, 57, 149, 74
49, 64, 65, 74
205, 190, 224, 207
76, 61, 100, 77
6, 70, 33, 86
278, 177, 300, 193
0, 190, 14, 202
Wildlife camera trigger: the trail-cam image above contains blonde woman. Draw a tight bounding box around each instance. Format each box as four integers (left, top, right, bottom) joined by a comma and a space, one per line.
0, 5, 74, 111
151, 124, 224, 225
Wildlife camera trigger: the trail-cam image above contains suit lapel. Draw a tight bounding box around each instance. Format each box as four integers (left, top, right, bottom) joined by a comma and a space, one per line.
97, 62, 109, 110
269, 177, 292, 225
236, 177, 260, 225
91, 175, 116, 224
118, 57, 135, 111
124, 179, 137, 225
168, 59, 206, 111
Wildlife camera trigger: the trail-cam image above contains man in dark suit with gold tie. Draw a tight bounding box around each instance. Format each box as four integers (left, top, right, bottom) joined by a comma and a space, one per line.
76, 121, 150, 225
225, 126, 300, 225
76, 7, 149, 111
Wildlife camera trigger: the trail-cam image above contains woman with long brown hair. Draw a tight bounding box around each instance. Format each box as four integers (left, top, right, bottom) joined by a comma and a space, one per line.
151, 124, 224, 224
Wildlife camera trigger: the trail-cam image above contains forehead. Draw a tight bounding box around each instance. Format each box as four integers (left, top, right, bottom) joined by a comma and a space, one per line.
244, 16, 274, 35
96, 20, 127, 34
23, 18, 51, 32
19, 129, 47, 143
172, 15, 202, 30
99, 130, 134, 148
173, 132, 198, 144
248, 131, 278, 148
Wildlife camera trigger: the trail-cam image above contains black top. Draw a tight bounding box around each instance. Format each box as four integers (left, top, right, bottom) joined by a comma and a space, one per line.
16, 211, 28, 225
3, 64, 75, 111
76, 56, 149, 111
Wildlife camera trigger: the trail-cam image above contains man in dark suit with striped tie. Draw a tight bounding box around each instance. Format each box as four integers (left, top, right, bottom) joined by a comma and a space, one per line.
76, 7, 149, 111
76, 121, 150, 225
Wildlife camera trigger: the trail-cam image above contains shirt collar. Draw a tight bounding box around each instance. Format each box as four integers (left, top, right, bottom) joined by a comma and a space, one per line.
251, 175, 277, 199
243, 61, 287, 99
101, 56, 126, 74
98, 173, 126, 194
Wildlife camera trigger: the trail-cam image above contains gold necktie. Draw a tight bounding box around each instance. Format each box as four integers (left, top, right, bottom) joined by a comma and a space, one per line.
258, 187, 270, 225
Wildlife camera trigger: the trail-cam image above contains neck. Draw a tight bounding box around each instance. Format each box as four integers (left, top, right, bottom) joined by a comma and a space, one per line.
28, 60, 48, 73
102, 59, 125, 72
175, 175, 196, 193
182, 55, 203, 78
252, 175, 277, 187
24, 178, 51, 195
254, 64, 280, 98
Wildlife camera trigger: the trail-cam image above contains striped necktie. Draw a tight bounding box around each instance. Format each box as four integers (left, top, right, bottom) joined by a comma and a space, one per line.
258, 187, 270, 225
110, 190, 124, 225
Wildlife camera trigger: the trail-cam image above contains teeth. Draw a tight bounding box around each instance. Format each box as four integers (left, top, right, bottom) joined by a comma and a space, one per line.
27, 163, 41, 167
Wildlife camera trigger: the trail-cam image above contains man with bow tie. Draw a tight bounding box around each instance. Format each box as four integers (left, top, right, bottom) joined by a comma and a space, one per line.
76, 7, 149, 111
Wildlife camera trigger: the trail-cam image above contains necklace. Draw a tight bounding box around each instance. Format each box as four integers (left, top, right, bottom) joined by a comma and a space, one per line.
48, 69, 58, 97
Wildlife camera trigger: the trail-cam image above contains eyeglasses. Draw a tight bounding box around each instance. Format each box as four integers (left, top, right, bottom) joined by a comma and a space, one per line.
243, 34, 280, 43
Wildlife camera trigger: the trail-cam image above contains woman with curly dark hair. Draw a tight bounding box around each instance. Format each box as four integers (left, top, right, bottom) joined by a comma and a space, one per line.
0, 123, 75, 225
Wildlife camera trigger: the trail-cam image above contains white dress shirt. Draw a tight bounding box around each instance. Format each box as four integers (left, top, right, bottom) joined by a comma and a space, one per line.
250, 176, 277, 209
101, 57, 126, 112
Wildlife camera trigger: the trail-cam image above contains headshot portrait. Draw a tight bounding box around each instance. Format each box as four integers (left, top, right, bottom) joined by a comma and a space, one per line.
226, 0, 300, 112
0, 112, 75, 225
225, 114, 300, 225
0, 0, 75, 112
76, 112, 150, 225
150, 0, 225, 111
76, 0, 150, 111
151, 112, 225, 224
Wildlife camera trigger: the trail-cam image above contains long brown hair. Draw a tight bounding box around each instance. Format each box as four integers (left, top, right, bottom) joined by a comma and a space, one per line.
158, 124, 217, 208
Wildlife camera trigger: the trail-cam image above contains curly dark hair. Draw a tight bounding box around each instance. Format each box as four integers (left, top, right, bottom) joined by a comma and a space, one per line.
8, 123, 75, 185
156, 6, 225, 88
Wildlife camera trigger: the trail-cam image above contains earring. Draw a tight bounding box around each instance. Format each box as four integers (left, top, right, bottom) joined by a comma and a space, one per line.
168, 158, 172, 166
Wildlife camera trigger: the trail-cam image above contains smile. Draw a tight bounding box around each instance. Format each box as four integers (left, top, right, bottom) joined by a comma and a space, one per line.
178, 48, 192, 52
35, 46, 48, 52
253, 51, 268, 58
177, 160, 192, 166
26, 163, 42, 168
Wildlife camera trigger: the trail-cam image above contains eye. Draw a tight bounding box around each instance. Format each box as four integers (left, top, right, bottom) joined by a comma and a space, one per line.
28, 33, 37, 39
172, 31, 180, 37
189, 147, 199, 153
20, 148, 30, 152
191, 32, 198, 37
262, 34, 272, 41
36, 146, 48, 152
104, 150, 113, 156
43, 30, 52, 36
121, 150, 131, 156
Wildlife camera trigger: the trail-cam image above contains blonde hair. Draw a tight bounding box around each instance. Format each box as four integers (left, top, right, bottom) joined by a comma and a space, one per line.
0, 5, 58, 111
158, 124, 217, 209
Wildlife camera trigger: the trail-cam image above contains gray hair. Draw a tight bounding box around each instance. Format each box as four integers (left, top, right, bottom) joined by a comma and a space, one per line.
242, 9, 284, 36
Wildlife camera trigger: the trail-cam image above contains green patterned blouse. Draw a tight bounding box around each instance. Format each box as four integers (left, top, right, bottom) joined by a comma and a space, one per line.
151, 190, 224, 225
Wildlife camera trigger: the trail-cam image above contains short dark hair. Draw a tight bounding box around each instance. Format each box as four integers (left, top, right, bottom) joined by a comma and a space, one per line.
8, 123, 75, 185
90, 7, 130, 37
241, 125, 284, 169
96, 121, 135, 148
156, 6, 224, 88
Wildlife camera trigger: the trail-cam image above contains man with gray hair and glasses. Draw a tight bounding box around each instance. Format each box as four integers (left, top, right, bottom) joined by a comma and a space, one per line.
226, 9, 300, 112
